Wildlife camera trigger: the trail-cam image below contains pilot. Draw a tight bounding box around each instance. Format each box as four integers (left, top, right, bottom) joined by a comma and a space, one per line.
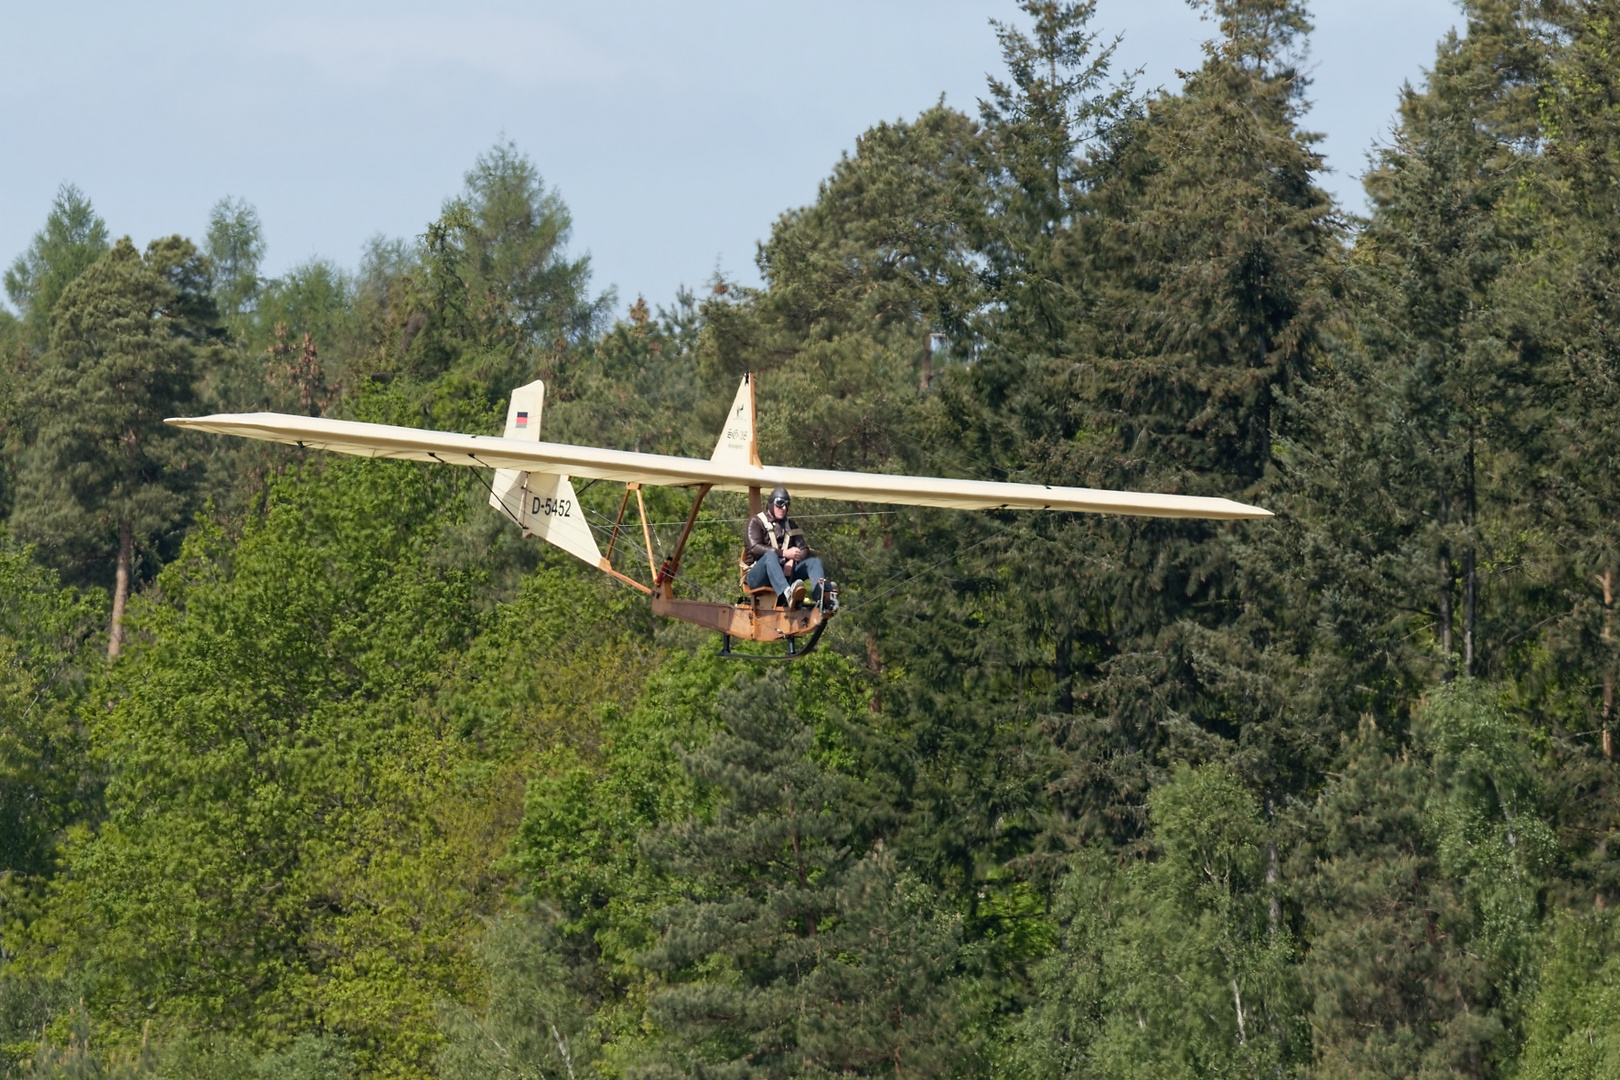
744, 486, 826, 608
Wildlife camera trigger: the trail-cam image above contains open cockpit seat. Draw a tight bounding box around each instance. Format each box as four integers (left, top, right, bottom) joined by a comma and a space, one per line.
740, 558, 778, 603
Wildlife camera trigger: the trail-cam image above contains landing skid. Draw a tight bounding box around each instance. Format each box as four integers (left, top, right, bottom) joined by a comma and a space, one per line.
719, 620, 829, 661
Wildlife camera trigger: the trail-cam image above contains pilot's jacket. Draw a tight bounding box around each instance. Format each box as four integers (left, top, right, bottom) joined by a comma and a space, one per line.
744, 511, 808, 567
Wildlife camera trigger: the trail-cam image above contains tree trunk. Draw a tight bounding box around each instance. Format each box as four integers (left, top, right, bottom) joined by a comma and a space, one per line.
1438, 487, 1453, 674
1266, 799, 1280, 936
1055, 627, 1075, 715
1463, 546, 1476, 677
866, 630, 883, 714
108, 519, 133, 660
1463, 440, 1477, 676
1604, 570, 1614, 760
1438, 551, 1454, 673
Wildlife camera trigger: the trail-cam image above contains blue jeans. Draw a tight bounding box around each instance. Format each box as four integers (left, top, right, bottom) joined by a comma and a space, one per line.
746, 551, 825, 599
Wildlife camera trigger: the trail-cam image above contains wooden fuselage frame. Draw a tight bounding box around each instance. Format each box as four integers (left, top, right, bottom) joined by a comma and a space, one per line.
602, 479, 832, 646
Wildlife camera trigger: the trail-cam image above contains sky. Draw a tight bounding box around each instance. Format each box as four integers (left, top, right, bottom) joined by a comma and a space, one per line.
1, 1, 1463, 314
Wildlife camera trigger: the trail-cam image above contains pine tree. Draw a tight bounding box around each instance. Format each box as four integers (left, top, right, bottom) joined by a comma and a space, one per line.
976, 0, 1126, 359
637, 670, 967, 1079
10, 237, 216, 656
1350, 0, 1551, 679
1509, 0, 1620, 786
445, 141, 611, 352
1299, 683, 1554, 1078
887, 0, 1339, 855
753, 103, 989, 472
3, 185, 109, 352
1042, 0, 1339, 812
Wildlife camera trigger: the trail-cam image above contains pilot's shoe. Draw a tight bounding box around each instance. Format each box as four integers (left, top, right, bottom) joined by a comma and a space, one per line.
788, 581, 808, 610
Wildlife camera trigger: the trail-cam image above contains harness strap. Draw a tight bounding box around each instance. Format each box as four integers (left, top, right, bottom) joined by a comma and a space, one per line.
755, 510, 804, 555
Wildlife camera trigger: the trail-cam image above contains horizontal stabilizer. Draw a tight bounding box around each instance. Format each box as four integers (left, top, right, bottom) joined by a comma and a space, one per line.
483, 380, 602, 566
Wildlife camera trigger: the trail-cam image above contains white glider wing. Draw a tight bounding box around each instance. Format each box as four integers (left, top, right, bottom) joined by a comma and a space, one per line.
166, 409, 1271, 520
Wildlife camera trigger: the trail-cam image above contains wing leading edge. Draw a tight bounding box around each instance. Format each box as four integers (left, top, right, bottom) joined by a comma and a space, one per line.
164, 411, 1272, 520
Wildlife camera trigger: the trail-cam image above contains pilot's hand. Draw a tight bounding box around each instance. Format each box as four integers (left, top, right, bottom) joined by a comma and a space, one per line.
786, 545, 807, 561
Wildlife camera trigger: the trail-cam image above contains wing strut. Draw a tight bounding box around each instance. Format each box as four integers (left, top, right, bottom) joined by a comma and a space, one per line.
596, 483, 655, 594
656, 484, 713, 591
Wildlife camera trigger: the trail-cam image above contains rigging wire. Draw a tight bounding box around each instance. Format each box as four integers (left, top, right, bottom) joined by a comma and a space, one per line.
459, 459, 742, 605
462, 458, 1031, 617
610, 509, 900, 527
580, 502, 737, 606
450, 453, 528, 533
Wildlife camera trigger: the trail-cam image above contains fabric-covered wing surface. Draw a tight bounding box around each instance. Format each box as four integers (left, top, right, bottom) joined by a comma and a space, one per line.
165, 412, 1272, 520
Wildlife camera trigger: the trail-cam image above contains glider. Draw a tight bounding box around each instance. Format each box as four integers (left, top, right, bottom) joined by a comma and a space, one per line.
168, 375, 1270, 658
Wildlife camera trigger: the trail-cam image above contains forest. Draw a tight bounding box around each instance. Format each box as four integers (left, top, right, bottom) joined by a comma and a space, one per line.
3, 0, 1620, 1076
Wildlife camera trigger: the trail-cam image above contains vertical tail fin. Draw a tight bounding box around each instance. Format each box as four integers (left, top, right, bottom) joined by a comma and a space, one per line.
501, 380, 545, 440
489, 380, 545, 522
711, 373, 761, 467
488, 380, 603, 569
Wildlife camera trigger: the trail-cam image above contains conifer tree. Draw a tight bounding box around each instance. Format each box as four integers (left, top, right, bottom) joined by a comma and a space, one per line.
753, 104, 988, 472
10, 237, 215, 656
1350, 0, 1551, 679
445, 141, 611, 351
1300, 683, 1554, 1078
1044, 0, 1339, 813
892, 0, 1339, 855
637, 671, 967, 1079
1504, 0, 1620, 778
976, 0, 1125, 358
3, 185, 109, 352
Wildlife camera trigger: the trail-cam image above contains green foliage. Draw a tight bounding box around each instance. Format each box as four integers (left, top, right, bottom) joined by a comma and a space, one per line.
1517, 909, 1620, 1080
1298, 682, 1556, 1079
1012, 764, 1305, 1080
0, 534, 103, 886
544, 291, 713, 457
10, 237, 216, 595
13, 1024, 354, 1080
754, 103, 988, 472
636, 666, 969, 1079
15, 454, 485, 1068
4, 186, 110, 352
205, 197, 265, 324
1348, 0, 1550, 682
1421, 681, 1556, 989
19, 6, 1620, 1079
436, 914, 597, 1080
443, 141, 612, 351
